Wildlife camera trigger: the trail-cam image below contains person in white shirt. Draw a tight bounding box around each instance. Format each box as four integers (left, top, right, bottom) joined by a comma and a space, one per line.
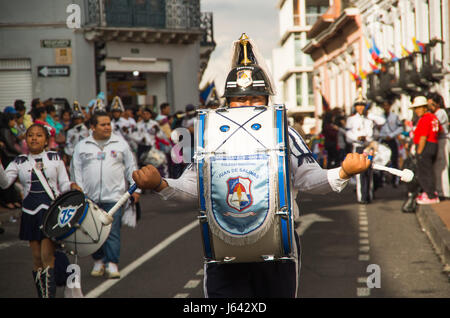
427, 92, 449, 199
345, 93, 384, 204
71, 111, 140, 279
64, 107, 89, 157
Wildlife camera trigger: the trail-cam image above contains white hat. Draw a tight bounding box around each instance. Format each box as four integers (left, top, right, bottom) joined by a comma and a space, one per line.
409, 96, 428, 108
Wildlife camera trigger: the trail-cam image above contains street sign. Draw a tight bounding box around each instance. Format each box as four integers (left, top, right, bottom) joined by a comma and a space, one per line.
38, 66, 71, 77
41, 39, 71, 48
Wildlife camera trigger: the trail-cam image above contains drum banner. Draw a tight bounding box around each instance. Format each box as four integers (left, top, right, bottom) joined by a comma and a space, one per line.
205, 154, 276, 246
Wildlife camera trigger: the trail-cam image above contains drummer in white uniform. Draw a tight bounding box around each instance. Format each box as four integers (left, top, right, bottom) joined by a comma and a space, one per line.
64, 101, 89, 158
346, 91, 385, 204
0, 124, 80, 298
132, 34, 371, 298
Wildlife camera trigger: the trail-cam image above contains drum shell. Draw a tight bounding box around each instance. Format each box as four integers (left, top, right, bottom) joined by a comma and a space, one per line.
196, 105, 294, 263
57, 199, 111, 257
42, 191, 112, 257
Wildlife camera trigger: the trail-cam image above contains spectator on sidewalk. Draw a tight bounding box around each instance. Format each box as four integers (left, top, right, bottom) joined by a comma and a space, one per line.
379, 99, 403, 186
410, 96, 440, 205
14, 100, 33, 129
0, 111, 22, 209
427, 92, 449, 200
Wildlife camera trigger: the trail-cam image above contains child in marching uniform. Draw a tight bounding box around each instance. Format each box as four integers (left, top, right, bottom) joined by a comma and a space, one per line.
0, 124, 80, 297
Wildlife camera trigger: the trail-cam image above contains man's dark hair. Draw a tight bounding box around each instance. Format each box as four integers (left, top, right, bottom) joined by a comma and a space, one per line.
426, 92, 445, 108
160, 102, 170, 111
14, 100, 26, 111
90, 111, 110, 127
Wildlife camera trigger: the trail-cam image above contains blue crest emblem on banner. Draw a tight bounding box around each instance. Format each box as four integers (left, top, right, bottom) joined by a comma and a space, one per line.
209, 155, 270, 236
226, 177, 253, 212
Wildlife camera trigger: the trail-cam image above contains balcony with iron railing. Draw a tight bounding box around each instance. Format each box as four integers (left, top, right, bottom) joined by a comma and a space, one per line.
83, 0, 215, 46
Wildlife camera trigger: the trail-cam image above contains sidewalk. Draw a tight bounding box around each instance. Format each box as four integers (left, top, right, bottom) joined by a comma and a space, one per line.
416, 199, 450, 279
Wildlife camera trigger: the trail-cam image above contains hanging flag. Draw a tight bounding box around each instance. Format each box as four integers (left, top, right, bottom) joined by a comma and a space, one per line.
413, 37, 426, 53
401, 45, 411, 57
388, 50, 399, 62
349, 70, 360, 82
359, 67, 367, 79
199, 81, 216, 104
369, 62, 380, 73
365, 36, 384, 64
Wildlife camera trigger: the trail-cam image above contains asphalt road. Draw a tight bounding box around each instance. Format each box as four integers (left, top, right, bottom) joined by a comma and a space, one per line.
1, 181, 449, 298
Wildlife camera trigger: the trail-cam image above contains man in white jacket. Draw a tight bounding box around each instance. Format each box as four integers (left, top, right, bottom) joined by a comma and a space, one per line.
71, 111, 140, 278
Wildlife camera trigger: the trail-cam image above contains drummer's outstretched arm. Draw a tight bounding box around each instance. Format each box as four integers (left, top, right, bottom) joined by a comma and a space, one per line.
132, 164, 197, 202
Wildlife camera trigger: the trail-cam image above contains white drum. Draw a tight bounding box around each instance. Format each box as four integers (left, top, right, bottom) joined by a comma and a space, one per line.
195, 105, 294, 263
373, 143, 392, 166
41, 190, 112, 257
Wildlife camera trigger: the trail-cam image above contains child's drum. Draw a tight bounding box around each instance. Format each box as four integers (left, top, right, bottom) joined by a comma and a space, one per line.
41, 190, 112, 257
195, 105, 294, 263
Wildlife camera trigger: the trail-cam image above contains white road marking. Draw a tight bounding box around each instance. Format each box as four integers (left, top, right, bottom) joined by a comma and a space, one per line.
184, 279, 201, 289
174, 293, 189, 298
357, 287, 371, 297
359, 254, 370, 261
296, 213, 333, 235
359, 246, 370, 252
85, 220, 198, 298
196, 269, 204, 276
357, 277, 368, 284
0, 240, 28, 251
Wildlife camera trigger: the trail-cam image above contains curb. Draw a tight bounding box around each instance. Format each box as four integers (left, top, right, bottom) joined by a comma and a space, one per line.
416, 205, 450, 278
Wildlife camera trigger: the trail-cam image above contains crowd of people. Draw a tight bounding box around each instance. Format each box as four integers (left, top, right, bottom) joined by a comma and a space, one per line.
0, 87, 447, 298
294, 92, 449, 205
0, 96, 202, 210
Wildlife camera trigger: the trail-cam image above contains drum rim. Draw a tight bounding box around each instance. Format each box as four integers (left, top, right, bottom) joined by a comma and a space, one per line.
42, 190, 88, 239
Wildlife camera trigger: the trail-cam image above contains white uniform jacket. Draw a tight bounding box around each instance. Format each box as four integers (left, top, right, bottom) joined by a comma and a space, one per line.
136, 119, 158, 147
64, 123, 90, 156
158, 127, 349, 208
0, 151, 72, 215
345, 113, 375, 149
70, 133, 140, 203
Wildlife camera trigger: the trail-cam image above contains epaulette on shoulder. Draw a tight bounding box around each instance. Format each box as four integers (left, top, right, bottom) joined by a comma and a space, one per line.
14, 155, 28, 164
47, 152, 61, 161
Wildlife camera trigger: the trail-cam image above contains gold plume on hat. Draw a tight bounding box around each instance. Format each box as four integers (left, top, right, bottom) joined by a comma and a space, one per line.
354, 87, 367, 105
110, 96, 124, 112
239, 33, 252, 66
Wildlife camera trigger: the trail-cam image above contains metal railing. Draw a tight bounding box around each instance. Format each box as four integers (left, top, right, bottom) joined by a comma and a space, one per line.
84, 0, 203, 30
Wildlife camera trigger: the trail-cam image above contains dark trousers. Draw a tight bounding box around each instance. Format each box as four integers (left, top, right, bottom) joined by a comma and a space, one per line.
204, 232, 300, 298
417, 142, 438, 198
383, 139, 399, 169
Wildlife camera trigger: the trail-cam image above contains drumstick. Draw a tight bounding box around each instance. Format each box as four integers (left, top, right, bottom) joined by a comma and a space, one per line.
372, 164, 414, 183
100, 184, 138, 225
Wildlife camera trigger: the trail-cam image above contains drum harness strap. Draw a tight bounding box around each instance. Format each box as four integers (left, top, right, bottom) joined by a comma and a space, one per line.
28, 155, 56, 201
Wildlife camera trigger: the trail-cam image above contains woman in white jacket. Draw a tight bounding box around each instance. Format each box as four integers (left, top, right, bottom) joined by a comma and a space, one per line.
0, 124, 79, 298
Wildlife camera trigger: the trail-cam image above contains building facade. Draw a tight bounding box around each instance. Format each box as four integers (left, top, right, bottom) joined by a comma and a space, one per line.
355, 0, 449, 119
272, 0, 330, 124
302, 0, 449, 127
0, 0, 215, 113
